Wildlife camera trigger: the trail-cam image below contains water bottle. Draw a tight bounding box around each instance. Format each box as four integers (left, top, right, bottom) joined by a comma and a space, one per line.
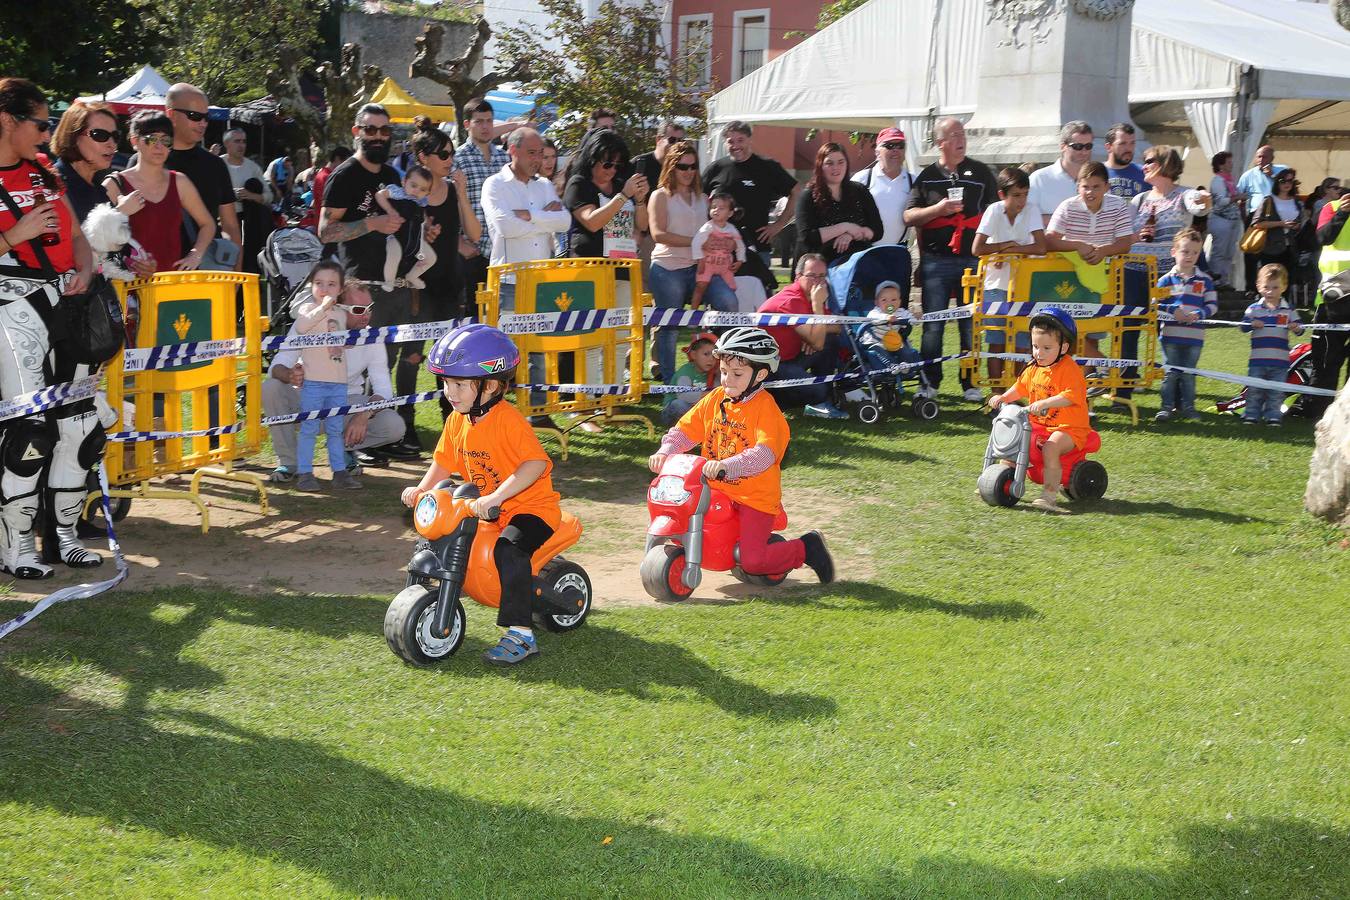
28, 173, 60, 247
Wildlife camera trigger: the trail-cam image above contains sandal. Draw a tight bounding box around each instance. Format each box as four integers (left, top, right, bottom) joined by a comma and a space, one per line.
483, 630, 539, 666
1030, 497, 1070, 515
267, 467, 295, 484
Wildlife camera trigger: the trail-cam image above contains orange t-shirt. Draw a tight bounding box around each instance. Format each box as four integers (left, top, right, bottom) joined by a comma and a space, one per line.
677, 386, 791, 515
433, 401, 562, 529
1013, 355, 1091, 448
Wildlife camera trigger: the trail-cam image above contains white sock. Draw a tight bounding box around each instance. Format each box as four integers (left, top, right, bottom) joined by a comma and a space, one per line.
509, 626, 534, 640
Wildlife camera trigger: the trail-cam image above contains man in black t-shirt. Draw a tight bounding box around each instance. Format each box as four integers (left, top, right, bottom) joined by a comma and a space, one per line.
701, 121, 799, 268
164, 83, 240, 269
631, 120, 685, 189
320, 102, 416, 451
903, 117, 999, 401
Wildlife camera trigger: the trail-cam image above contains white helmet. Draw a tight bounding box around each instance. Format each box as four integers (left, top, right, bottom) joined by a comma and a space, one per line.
714, 327, 780, 373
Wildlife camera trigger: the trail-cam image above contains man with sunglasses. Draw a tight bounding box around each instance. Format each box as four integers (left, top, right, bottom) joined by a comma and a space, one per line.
852, 127, 912, 247
1029, 122, 1094, 227
631, 120, 685, 190
263, 282, 407, 482
163, 83, 241, 269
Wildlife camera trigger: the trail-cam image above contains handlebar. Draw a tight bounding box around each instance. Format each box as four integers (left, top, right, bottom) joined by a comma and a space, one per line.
481, 506, 502, 522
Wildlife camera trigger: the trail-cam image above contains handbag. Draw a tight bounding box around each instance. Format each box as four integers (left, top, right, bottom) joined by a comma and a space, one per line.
0, 181, 125, 366
1239, 197, 1271, 255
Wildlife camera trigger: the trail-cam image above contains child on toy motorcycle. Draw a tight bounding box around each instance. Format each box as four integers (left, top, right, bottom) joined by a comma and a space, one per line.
987, 307, 1090, 515
401, 324, 562, 666
647, 327, 835, 583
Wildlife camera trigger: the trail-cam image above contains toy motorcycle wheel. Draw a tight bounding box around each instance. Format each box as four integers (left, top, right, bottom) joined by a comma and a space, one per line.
640, 543, 695, 602
384, 585, 466, 666
978, 464, 1019, 507
912, 396, 940, 421
732, 534, 790, 587
1064, 460, 1108, 501
857, 402, 882, 425
537, 557, 592, 633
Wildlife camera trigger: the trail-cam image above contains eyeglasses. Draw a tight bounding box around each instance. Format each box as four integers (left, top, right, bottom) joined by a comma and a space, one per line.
1065, 141, 1092, 151
339, 303, 372, 315
83, 127, 120, 143
358, 125, 392, 137
17, 115, 51, 134
801, 271, 828, 281
881, 141, 905, 150
137, 134, 172, 147
170, 108, 207, 123
674, 162, 697, 171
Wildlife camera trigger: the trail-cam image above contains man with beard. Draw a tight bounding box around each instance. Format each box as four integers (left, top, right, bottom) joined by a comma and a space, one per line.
319, 103, 420, 453
1104, 123, 1146, 202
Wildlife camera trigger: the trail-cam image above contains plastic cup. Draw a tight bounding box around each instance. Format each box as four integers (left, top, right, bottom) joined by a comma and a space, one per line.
947, 186, 965, 204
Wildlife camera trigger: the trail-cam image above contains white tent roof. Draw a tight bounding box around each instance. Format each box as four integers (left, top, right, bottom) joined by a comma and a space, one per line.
75, 65, 172, 110
708, 0, 1350, 137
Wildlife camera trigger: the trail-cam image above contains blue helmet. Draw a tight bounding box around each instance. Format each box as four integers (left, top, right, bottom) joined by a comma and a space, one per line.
1029, 306, 1077, 347
427, 324, 520, 379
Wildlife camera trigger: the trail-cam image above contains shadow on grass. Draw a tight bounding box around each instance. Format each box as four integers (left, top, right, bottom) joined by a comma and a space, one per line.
1086, 498, 1274, 524
822, 581, 1041, 620
2, 662, 1346, 897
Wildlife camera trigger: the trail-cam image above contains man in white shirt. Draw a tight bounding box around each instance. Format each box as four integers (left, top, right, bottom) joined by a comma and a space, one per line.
1028, 121, 1094, 226
262, 284, 407, 482
480, 127, 572, 310
852, 126, 912, 245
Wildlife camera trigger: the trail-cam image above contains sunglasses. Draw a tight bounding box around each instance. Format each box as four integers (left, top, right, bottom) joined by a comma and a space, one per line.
674, 162, 697, 171
1065, 141, 1092, 151
83, 128, 120, 144
339, 303, 372, 315
170, 107, 207, 122
430, 148, 451, 160
881, 141, 905, 150
137, 134, 172, 147
598, 160, 618, 170
18, 115, 51, 134
359, 125, 392, 138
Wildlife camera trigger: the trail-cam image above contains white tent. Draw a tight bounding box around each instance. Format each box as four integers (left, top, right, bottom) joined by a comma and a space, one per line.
75, 65, 173, 114
706, 0, 1350, 180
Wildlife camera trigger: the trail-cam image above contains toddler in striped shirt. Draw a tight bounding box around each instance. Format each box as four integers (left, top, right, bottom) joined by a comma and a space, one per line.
1155, 229, 1217, 422
1239, 263, 1305, 426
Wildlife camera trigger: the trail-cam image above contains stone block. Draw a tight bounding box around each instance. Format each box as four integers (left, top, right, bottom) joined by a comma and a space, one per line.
1305, 382, 1350, 526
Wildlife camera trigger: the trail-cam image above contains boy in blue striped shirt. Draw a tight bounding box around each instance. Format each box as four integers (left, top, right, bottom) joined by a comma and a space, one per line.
1155, 229, 1218, 422
1239, 263, 1306, 425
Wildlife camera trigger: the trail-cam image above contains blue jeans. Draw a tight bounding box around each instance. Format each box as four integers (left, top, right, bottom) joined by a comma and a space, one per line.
1160, 342, 1203, 414
1244, 363, 1287, 422
919, 255, 975, 388
298, 380, 349, 474
647, 263, 736, 380
768, 334, 840, 407
861, 343, 920, 390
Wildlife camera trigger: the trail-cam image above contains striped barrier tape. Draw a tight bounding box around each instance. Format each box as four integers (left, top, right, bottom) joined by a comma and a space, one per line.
981, 301, 1149, 318
0, 462, 129, 642
983, 353, 1144, 370
0, 375, 101, 424
1156, 311, 1350, 332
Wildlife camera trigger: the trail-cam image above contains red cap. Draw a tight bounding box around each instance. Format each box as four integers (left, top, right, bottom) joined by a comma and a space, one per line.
877, 127, 906, 144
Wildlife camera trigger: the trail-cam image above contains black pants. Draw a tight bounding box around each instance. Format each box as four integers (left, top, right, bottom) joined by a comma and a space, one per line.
1308, 303, 1350, 417
494, 513, 554, 628
462, 254, 489, 317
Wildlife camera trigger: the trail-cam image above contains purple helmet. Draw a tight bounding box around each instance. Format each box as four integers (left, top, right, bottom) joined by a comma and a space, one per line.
427, 324, 520, 378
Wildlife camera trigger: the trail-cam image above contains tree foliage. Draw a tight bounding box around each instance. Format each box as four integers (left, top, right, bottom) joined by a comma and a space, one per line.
0, 0, 171, 101
411, 19, 530, 146
495, 0, 712, 151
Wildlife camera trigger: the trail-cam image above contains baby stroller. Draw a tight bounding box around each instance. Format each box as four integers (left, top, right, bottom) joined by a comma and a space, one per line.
1215, 342, 1315, 417
827, 243, 912, 316
258, 226, 324, 320
836, 317, 938, 424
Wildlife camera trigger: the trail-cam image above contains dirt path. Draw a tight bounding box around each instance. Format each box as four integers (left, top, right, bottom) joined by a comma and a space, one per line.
7, 461, 872, 609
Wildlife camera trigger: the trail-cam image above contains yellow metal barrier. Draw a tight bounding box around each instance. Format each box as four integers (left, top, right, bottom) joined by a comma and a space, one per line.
961, 254, 1167, 424
94, 271, 269, 532
477, 258, 654, 459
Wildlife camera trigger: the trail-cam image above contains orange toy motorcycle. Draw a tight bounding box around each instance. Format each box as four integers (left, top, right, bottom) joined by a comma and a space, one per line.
384, 481, 592, 666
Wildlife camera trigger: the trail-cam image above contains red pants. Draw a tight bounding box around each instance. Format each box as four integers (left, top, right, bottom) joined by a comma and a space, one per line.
738, 504, 805, 575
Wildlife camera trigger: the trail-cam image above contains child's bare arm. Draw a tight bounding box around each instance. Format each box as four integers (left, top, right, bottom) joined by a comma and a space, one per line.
375, 189, 397, 217
988, 383, 1026, 409
1028, 392, 1074, 415
402, 459, 453, 507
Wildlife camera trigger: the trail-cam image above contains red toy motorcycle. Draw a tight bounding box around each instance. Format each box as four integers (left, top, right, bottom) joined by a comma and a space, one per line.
640, 454, 790, 602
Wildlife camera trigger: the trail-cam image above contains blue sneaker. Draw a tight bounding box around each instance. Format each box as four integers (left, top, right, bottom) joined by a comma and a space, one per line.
804, 402, 849, 420
483, 629, 539, 666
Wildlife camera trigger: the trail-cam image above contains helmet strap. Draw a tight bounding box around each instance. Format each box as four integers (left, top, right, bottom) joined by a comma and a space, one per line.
467, 380, 505, 419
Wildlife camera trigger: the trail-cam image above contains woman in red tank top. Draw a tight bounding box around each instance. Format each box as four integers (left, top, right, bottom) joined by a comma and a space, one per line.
101, 111, 215, 273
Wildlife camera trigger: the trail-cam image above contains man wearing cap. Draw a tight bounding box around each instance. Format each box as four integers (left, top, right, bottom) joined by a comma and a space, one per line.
853, 127, 913, 246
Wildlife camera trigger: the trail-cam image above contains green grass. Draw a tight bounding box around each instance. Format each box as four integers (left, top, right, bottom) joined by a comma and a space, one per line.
2, 329, 1348, 898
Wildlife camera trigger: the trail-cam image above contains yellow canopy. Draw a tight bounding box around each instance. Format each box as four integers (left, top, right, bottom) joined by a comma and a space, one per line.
367, 78, 456, 125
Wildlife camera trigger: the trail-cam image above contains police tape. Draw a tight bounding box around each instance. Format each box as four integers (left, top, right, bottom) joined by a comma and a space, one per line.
1161, 364, 1339, 397
983, 353, 1144, 369
981, 301, 1149, 318
1155, 311, 1350, 331
122, 338, 247, 373
0, 375, 102, 425
0, 463, 129, 642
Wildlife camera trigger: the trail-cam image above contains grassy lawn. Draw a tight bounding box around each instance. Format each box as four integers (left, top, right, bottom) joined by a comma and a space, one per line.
2, 329, 1348, 898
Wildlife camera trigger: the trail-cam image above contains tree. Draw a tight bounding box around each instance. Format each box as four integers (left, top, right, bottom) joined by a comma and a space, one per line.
495, 0, 713, 151
267, 42, 384, 153
410, 19, 531, 146
156, 0, 328, 105
0, 0, 171, 100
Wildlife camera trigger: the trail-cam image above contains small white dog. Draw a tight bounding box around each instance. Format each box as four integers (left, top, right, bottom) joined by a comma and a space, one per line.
82, 203, 147, 282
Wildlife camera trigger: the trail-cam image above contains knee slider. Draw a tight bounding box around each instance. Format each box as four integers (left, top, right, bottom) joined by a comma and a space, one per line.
78, 421, 107, 470
2, 420, 54, 478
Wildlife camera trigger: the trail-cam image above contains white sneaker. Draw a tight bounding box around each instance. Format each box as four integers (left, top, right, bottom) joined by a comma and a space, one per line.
918, 385, 938, 400
843, 388, 866, 403
963, 387, 984, 403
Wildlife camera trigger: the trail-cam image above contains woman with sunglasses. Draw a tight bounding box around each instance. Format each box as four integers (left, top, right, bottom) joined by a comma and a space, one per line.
0, 77, 102, 577
1249, 168, 1309, 301
103, 112, 216, 275
49, 100, 118, 224
1131, 146, 1211, 275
